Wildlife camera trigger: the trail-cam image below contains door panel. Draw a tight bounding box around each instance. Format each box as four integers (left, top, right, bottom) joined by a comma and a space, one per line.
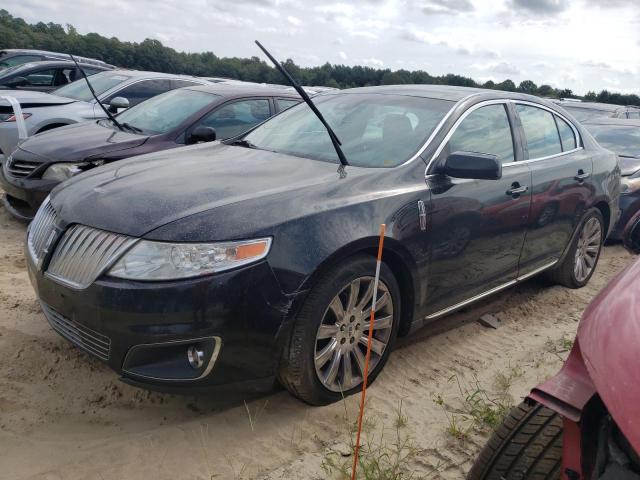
424, 103, 532, 316
515, 104, 594, 274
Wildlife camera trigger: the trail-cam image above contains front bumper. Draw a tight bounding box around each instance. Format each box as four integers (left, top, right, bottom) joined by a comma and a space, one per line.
0, 165, 57, 220
27, 249, 302, 389
610, 192, 640, 240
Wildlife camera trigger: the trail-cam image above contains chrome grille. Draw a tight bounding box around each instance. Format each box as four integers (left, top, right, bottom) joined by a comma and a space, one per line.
42, 303, 110, 361
6, 156, 39, 178
46, 225, 137, 289
27, 198, 58, 267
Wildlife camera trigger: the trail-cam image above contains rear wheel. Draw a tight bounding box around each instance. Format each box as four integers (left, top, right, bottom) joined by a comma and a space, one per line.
467, 401, 563, 480
278, 255, 401, 405
549, 208, 603, 288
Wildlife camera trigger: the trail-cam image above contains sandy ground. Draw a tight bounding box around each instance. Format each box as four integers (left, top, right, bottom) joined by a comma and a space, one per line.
0, 187, 635, 480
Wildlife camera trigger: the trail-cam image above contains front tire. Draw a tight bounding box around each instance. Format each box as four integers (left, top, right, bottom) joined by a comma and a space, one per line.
467, 401, 563, 480
278, 255, 401, 405
549, 208, 604, 288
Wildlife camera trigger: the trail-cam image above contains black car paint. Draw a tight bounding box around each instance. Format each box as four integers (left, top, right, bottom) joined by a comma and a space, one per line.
26, 86, 620, 389
1, 86, 300, 217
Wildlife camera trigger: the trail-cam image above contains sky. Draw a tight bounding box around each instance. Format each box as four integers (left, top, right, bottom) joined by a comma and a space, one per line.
5, 0, 640, 95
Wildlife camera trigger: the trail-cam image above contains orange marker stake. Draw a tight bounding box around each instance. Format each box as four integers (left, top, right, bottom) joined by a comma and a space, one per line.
351, 223, 386, 480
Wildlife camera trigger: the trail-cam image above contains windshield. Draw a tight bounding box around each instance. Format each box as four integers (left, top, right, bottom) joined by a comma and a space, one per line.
587, 124, 640, 157
244, 93, 454, 168
113, 88, 220, 135
0, 64, 27, 80
52, 71, 131, 101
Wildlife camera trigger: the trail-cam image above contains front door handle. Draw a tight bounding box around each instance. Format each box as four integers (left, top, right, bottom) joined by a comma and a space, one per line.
506, 183, 529, 197
575, 170, 591, 182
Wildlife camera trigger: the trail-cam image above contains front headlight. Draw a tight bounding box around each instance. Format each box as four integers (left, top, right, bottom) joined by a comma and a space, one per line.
621, 176, 640, 194
107, 238, 272, 280
42, 160, 104, 181
42, 162, 86, 181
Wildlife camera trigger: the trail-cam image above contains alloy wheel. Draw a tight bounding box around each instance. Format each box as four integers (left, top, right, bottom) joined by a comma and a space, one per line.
574, 217, 602, 282
314, 276, 394, 392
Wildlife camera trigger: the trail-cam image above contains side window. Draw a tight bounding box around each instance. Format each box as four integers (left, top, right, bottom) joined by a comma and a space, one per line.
195, 99, 271, 139
106, 79, 173, 106
516, 104, 562, 159
445, 104, 514, 164
276, 98, 301, 112
627, 111, 640, 120
24, 68, 56, 86
172, 79, 200, 89
555, 116, 577, 151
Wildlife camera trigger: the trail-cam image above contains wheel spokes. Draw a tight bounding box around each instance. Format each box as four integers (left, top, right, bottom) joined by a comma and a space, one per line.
359, 335, 386, 356
317, 323, 340, 340
345, 279, 360, 312
328, 295, 345, 319
374, 292, 389, 312
371, 314, 393, 331
342, 351, 354, 388
324, 349, 342, 385
356, 281, 374, 311
315, 339, 337, 369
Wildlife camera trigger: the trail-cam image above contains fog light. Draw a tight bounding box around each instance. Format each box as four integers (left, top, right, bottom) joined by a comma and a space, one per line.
187, 345, 205, 369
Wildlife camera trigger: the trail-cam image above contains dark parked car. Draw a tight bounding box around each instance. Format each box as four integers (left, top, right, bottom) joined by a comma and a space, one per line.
553, 99, 640, 122
25, 85, 619, 405
1, 84, 300, 219
584, 118, 640, 240
468, 226, 640, 480
0, 49, 113, 70
0, 60, 111, 92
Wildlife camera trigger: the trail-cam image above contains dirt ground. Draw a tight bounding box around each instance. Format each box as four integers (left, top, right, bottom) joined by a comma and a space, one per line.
0, 187, 635, 480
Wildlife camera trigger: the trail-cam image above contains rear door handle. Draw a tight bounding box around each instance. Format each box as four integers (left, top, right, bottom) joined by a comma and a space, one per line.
575, 171, 591, 182
506, 184, 528, 197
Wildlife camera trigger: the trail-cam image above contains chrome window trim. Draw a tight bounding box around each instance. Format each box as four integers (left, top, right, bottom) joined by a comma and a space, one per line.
94, 77, 209, 103
424, 98, 585, 175
397, 92, 483, 167
424, 259, 558, 320
424, 99, 512, 174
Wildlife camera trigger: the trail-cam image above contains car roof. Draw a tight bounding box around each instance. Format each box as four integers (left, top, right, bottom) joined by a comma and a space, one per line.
98, 69, 209, 82
334, 84, 555, 104
185, 83, 301, 97
11, 60, 109, 70
0, 49, 113, 67
583, 118, 640, 127
553, 100, 627, 112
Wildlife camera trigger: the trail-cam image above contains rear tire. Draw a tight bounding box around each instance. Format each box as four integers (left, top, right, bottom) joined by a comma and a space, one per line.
548, 207, 604, 289
278, 255, 401, 405
467, 401, 563, 480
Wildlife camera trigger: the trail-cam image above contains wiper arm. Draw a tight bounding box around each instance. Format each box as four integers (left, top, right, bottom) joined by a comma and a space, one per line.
121, 122, 143, 134
255, 40, 348, 178
229, 138, 258, 149
68, 54, 124, 132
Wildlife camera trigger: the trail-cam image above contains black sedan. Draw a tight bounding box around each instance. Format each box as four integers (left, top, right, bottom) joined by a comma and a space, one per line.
584, 118, 640, 240
0, 60, 111, 92
25, 85, 620, 405
1, 84, 300, 219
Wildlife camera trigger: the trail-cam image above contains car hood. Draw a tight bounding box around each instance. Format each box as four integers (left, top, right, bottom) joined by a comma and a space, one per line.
619, 156, 640, 177
577, 256, 640, 452
0, 90, 76, 107
18, 121, 149, 163
51, 143, 360, 238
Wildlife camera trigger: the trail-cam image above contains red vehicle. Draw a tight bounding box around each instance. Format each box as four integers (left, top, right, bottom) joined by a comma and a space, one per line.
469, 218, 640, 480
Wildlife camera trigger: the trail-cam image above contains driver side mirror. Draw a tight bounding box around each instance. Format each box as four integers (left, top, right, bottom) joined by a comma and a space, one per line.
6, 76, 28, 88
623, 212, 640, 254
107, 96, 130, 113
442, 151, 502, 180
186, 126, 217, 145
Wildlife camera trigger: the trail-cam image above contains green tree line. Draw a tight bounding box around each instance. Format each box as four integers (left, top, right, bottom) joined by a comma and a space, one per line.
2, 9, 638, 107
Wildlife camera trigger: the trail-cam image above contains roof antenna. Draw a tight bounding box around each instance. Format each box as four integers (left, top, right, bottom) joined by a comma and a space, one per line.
68, 54, 124, 131
255, 40, 348, 178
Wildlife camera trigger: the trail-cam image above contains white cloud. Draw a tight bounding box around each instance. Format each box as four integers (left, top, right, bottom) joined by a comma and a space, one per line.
287, 15, 302, 26
361, 57, 384, 67
338, 51, 348, 60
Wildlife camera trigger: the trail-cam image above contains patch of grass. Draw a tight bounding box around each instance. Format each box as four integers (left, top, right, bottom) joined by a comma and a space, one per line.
321, 398, 425, 480
545, 335, 574, 360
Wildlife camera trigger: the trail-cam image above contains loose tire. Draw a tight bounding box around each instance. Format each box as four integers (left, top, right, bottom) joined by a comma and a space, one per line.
468, 401, 563, 480
278, 255, 401, 405
549, 207, 604, 289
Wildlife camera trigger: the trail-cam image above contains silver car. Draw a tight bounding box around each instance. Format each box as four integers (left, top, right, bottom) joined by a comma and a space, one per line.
0, 70, 210, 156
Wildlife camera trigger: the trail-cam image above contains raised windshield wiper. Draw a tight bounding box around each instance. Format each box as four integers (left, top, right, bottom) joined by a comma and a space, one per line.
229, 138, 258, 149
255, 40, 348, 178
121, 122, 143, 134
68, 54, 124, 132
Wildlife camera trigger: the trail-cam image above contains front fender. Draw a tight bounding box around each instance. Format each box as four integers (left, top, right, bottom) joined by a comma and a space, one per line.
529, 341, 596, 422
